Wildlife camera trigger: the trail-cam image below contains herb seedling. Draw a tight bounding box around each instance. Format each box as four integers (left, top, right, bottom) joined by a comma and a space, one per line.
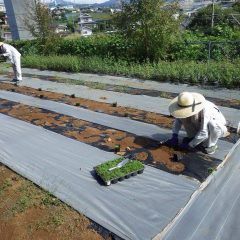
112, 102, 117, 107
114, 144, 120, 153
95, 157, 144, 185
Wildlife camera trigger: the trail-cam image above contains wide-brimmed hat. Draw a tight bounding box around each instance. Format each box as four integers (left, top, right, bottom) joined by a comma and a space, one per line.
169, 92, 206, 118
0, 42, 4, 46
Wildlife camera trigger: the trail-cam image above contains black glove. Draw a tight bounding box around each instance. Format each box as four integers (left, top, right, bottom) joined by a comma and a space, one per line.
165, 134, 178, 147
179, 137, 194, 151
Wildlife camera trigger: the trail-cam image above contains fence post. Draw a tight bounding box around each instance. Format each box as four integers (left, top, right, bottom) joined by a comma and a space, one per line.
208, 41, 212, 60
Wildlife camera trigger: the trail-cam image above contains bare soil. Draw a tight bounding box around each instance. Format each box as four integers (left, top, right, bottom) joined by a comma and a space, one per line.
0, 164, 107, 240
0, 82, 174, 129
20, 73, 240, 110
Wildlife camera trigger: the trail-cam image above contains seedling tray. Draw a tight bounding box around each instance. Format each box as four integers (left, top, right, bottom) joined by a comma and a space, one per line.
95, 157, 144, 186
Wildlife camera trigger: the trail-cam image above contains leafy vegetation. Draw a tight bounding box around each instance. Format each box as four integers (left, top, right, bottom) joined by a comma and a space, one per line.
114, 0, 180, 62
22, 55, 240, 88
95, 158, 144, 182
4, 1, 240, 87
23, 0, 56, 41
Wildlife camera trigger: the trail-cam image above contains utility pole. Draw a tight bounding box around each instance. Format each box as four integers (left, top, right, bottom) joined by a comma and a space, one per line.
211, 0, 215, 28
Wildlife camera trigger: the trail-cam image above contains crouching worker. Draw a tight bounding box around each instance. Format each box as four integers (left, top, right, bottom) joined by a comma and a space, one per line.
166, 92, 228, 155
0, 42, 22, 82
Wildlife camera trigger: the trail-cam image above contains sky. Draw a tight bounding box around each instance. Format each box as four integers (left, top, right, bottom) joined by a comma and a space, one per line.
44, 0, 107, 3
0, 0, 108, 4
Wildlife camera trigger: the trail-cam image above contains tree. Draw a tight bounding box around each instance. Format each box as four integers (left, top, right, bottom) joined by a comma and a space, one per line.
114, 0, 180, 61
188, 4, 240, 35
23, 0, 55, 41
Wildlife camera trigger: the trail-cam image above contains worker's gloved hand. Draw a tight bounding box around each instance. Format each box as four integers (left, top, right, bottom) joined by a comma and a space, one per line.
165, 134, 178, 147
179, 142, 190, 150
181, 137, 193, 145
179, 138, 194, 151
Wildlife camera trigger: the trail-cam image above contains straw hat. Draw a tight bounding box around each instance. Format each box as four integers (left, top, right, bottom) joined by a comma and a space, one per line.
0, 42, 4, 46
169, 92, 206, 118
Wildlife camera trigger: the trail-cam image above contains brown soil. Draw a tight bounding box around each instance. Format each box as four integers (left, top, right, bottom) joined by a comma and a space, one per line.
0, 164, 106, 240
16, 73, 240, 110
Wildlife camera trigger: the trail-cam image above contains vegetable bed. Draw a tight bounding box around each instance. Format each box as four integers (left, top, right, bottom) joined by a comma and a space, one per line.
95, 157, 144, 186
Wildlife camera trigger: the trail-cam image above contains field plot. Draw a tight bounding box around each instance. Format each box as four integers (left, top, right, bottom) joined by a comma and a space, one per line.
0, 71, 239, 240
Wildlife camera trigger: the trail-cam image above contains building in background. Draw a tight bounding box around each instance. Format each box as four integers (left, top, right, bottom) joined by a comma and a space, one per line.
4, 0, 33, 40
78, 12, 96, 36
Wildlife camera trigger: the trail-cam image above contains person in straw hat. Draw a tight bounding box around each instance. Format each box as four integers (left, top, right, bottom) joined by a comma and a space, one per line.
0, 42, 22, 82
166, 92, 228, 155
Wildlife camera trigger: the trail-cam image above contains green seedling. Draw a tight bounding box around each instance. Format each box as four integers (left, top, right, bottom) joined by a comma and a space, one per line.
207, 168, 214, 174
95, 157, 144, 183
123, 112, 129, 117
114, 144, 120, 153
112, 102, 117, 107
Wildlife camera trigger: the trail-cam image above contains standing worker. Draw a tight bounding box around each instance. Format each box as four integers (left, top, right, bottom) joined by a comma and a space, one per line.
166, 92, 229, 155
0, 42, 22, 82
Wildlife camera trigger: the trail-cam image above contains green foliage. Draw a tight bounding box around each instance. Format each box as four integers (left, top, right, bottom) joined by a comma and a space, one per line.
233, 2, 240, 13
170, 30, 240, 61
41, 192, 61, 206
114, 0, 180, 61
0, 179, 13, 196
23, 0, 56, 41
188, 4, 240, 34
95, 158, 144, 182
22, 55, 240, 88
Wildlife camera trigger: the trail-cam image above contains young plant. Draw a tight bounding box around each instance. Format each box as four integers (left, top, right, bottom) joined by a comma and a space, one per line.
112, 102, 117, 107
95, 157, 144, 184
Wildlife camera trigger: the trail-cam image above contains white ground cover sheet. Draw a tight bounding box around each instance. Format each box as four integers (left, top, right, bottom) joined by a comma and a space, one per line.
0, 90, 234, 162
6, 78, 240, 128
0, 114, 199, 240
159, 139, 240, 240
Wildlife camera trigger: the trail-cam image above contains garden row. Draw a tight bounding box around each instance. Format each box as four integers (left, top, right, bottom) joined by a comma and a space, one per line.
22, 55, 240, 88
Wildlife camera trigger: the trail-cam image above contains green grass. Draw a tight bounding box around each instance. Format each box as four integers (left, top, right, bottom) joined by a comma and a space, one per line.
22, 55, 240, 88
95, 157, 144, 182
0, 178, 13, 196
91, 12, 113, 20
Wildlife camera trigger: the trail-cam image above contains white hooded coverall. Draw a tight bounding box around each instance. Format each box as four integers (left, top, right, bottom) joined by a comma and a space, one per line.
172, 101, 227, 148
0, 43, 22, 81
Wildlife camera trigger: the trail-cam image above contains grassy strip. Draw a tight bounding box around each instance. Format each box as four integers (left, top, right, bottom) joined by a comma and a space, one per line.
95, 158, 144, 182
22, 55, 240, 88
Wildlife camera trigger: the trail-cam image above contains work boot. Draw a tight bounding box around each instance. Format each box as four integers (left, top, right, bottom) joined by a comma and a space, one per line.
204, 145, 218, 155
10, 79, 18, 83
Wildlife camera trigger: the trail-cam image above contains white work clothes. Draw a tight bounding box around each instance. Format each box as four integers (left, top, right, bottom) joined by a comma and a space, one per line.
172, 101, 227, 148
0, 43, 22, 81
